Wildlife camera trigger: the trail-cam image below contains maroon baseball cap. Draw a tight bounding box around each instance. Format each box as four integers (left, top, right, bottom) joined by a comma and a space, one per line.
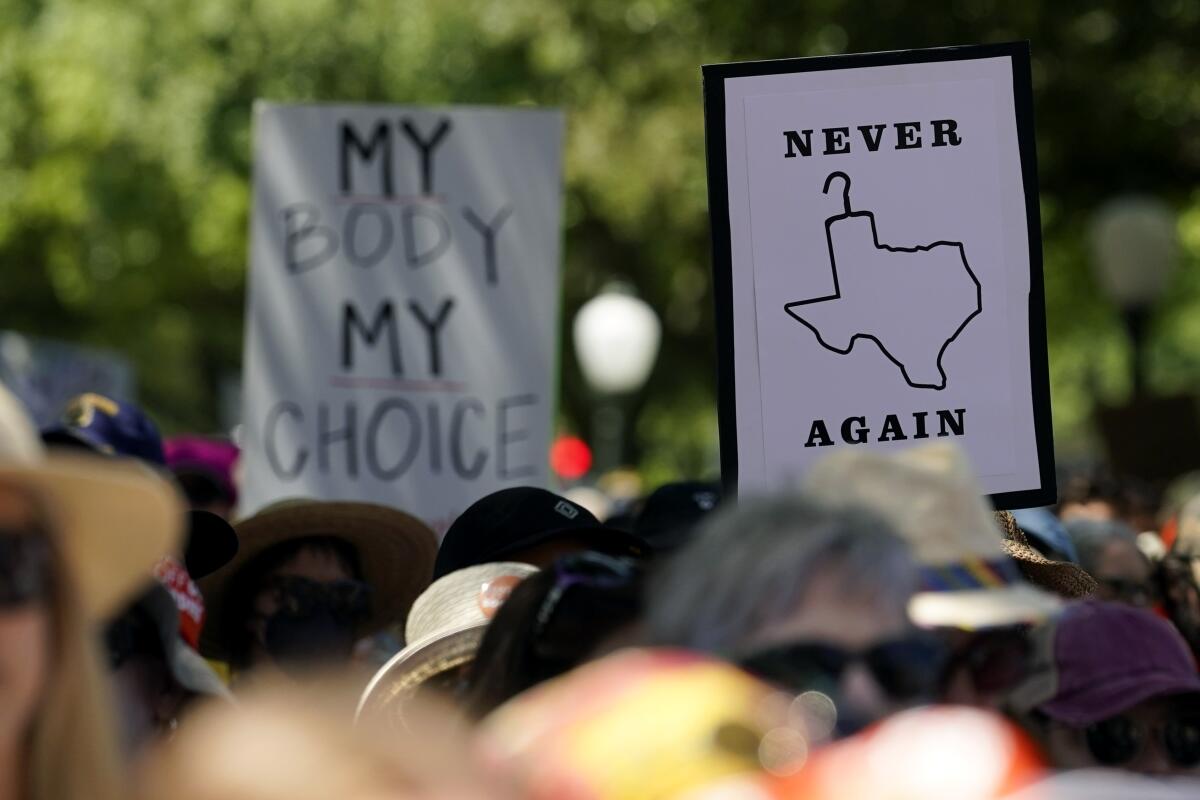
1009, 600, 1200, 726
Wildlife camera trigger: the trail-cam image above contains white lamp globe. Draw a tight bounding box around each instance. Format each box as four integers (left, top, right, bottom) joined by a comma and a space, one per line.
1089, 196, 1178, 308
573, 285, 662, 394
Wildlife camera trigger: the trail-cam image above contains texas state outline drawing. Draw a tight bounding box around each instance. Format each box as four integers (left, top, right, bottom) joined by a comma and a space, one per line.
783, 171, 982, 390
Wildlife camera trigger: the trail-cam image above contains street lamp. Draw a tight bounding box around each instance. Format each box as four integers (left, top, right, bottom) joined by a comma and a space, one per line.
1088, 196, 1178, 396
573, 284, 662, 472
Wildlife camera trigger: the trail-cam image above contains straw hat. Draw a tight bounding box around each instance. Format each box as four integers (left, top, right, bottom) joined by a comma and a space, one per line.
0, 384, 184, 618
994, 511, 1096, 598
803, 443, 1061, 629
198, 499, 438, 661
357, 561, 538, 721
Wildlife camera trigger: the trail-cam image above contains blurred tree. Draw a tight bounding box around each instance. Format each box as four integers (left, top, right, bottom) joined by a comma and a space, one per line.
0, 0, 1198, 481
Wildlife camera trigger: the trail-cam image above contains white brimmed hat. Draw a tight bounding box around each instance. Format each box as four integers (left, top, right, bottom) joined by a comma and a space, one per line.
357, 561, 538, 721
803, 443, 1061, 629
0, 384, 185, 618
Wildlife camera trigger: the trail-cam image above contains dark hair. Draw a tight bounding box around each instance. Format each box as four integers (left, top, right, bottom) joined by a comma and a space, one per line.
175, 471, 231, 508
104, 600, 163, 669
223, 536, 362, 668
465, 552, 643, 718
1056, 464, 1158, 523
1065, 519, 1142, 576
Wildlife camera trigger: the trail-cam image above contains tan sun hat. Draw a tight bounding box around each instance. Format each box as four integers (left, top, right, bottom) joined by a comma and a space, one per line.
803, 442, 1061, 630
0, 383, 185, 618
198, 499, 438, 661
994, 511, 1097, 599
357, 561, 538, 722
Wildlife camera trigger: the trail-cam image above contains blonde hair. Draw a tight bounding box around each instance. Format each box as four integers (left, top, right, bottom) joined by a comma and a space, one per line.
26, 531, 126, 800
138, 680, 511, 800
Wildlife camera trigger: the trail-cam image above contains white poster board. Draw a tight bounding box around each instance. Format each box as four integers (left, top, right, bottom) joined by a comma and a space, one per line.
241, 103, 565, 531
703, 43, 1054, 508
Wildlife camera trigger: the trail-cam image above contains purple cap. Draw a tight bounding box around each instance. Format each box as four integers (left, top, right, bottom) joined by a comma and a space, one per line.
164, 436, 239, 505
1030, 601, 1200, 726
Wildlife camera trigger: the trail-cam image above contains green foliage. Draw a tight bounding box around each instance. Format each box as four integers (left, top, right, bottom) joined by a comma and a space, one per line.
1, 0, 1198, 476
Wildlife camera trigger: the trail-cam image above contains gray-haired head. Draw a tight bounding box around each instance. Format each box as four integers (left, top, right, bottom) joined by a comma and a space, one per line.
640, 492, 918, 657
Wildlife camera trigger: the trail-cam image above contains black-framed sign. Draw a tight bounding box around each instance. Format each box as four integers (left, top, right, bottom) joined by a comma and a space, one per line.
703, 42, 1055, 509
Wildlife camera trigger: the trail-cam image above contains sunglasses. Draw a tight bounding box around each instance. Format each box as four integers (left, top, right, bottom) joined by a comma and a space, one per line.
1096, 577, 1159, 608
941, 627, 1032, 694
260, 574, 373, 621
1085, 714, 1200, 768
0, 529, 53, 608
740, 636, 947, 702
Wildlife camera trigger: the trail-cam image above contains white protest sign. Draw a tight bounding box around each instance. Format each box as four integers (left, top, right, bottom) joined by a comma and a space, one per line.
703, 43, 1055, 508
241, 103, 564, 530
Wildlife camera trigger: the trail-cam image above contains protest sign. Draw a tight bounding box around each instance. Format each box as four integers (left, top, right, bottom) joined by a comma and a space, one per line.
703, 42, 1054, 508
0, 331, 135, 427
241, 103, 565, 530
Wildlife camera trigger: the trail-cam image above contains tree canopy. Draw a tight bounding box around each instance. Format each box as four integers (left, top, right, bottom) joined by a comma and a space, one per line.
2, 0, 1198, 483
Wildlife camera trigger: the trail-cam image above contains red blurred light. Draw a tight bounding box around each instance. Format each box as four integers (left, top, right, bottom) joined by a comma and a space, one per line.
550, 435, 592, 480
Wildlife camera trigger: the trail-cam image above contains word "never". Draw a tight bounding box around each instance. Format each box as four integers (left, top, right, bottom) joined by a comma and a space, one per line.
783, 119, 962, 158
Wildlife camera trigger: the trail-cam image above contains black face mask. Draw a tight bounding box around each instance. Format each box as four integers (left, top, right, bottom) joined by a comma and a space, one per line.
258, 576, 372, 673
263, 605, 357, 670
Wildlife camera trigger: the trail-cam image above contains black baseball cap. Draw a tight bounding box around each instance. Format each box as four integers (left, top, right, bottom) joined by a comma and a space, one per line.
434, 487, 647, 580
634, 481, 721, 553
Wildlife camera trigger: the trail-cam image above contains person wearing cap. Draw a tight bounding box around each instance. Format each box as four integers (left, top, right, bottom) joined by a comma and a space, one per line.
433, 487, 647, 580
199, 500, 437, 682
643, 493, 931, 737
0, 384, 184, 800
357, 561, 537, 725
1067, 518, 1156, 608
632, 481, 721, 555
803, 443, 1069, 710
42, 393, 240, 584
1007, 601, 1200, 776
165, 435, 240, 521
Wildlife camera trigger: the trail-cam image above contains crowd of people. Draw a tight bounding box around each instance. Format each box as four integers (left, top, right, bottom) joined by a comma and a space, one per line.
5, 385, 1200, 799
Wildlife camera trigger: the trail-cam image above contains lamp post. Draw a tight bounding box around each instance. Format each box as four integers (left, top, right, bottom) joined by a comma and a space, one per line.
1088, 196, 1178, 397
572, 284, 662, 474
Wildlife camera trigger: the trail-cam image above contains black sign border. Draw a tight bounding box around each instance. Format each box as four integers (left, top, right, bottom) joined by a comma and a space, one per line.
702, 41, 1056, 511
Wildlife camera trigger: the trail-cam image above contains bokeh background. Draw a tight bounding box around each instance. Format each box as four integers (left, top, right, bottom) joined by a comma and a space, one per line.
2, 0, 1198, 485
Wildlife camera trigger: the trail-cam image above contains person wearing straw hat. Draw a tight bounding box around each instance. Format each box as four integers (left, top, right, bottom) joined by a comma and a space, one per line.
199, 499, 437, 682
357, 561, 537, 726
802, 442, 1065, 710
0, 383, 184, 800
996, 511, 1097, 600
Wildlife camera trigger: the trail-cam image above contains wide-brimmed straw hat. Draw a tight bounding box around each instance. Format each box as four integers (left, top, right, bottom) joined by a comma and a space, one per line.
803, 443, 1061, 630
0, 384, 184, 618
994, 511, 1096, 599
357, 561, 538, 722
198, 499, 437, 661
